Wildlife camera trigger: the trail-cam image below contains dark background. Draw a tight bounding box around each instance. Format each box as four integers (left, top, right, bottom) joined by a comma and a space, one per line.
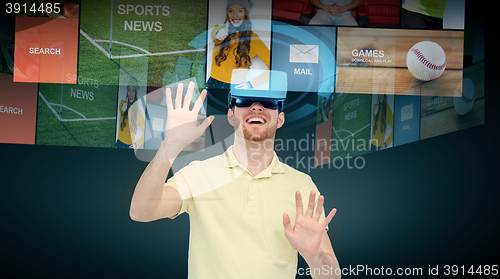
1, 4, 497, 279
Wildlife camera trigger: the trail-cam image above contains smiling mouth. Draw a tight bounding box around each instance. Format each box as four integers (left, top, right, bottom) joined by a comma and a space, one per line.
232, 19, 241, 23
246, 117, 266, 125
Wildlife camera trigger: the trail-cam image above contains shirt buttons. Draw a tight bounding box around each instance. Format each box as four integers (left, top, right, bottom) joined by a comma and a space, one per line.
250, 194, 255, 199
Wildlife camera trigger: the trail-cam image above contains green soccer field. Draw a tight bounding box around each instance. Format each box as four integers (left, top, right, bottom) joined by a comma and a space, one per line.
80, 0, 207, 88
36, 103, 116, 148
36, 23, 121, 148
35, 0, 208, 148
36, 82, 118, 147
35, 24, 120, 148
38, 83, 119, 119
331, 93, 372, 160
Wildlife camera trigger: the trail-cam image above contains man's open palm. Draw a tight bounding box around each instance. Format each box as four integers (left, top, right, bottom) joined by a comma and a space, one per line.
164, 82, 213, 149
283, 191, 336, 259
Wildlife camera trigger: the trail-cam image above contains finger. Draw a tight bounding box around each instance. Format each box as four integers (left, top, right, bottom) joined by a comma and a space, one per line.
306, 191, 316, 218
198, 115, 214, 131
282, 213, 292, 234
183, 81, 194, 110
321, 208, 337, 228
314, 195, 325, 222
192, 89, 207, 114
295, 191, 303, 218
165, 87, 173, 110
175, 82, 184, 109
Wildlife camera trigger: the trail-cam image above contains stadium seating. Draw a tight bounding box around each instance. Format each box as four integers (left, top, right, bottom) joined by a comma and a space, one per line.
273, 0, 315, 24
356, 0, 400, 27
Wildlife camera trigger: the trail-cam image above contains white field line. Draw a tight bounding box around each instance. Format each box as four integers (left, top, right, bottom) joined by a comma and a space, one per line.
49, 103, 86, 119
110, 49, 205, 59
333, 123, 370, 142
337, 129, 354, 138
60, 117, 116, 122
94, 39, 151, 54
39, 92, 116, 122
39, 91, 61, 121
332, 123, 342, 142
80, 29, 111, 58
80, 29, 204, 59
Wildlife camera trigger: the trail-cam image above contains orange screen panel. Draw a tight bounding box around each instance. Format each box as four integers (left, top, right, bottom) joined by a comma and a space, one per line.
13, 17, 78, 84
0, 73, 38, 144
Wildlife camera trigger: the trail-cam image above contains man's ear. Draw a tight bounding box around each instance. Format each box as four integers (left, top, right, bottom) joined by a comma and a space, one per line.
227, 108, 235, 127
277, 111, 285, 129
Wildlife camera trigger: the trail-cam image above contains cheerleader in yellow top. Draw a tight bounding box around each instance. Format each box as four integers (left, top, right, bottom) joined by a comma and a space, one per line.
116, 85, 145, 149
207, 0, 270, 90
371, 94, 394, 151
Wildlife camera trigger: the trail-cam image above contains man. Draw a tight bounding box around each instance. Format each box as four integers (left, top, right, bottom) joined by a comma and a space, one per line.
129, 73, 340, 278
309, 0, 363, 26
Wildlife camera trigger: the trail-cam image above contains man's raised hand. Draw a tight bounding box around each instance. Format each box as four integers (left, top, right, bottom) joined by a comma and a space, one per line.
163, 81, 214, 157
283, 191, 336, 260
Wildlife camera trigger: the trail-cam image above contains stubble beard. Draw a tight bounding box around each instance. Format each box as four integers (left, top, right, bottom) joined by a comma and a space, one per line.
234, 118, 277, 143
243, 125, 276, 142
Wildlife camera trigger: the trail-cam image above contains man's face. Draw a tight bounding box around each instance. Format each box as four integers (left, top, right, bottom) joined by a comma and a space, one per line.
228, 102, 284, 142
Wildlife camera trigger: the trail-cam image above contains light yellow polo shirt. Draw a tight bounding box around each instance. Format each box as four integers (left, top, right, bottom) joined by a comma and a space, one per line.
166, 146, 326, 279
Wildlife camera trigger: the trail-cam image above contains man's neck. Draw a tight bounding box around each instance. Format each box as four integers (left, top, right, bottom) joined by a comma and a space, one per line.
232, 138, 275, 177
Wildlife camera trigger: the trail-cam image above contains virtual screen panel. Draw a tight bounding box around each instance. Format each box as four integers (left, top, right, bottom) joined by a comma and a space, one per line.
0, 0, 483, 160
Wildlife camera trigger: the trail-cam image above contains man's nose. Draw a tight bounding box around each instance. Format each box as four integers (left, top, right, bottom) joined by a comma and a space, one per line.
250, 102, 263, 111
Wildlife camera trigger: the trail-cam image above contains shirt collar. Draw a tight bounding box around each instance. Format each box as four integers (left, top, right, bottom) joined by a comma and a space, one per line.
222, 145, 285, 176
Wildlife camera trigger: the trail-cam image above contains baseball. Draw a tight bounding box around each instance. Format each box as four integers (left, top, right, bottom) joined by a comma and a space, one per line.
406, 41, 447, 81
454, 78, 475, 116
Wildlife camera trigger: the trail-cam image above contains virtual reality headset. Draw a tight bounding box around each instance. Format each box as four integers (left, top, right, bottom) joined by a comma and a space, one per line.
228, 69, 287, 111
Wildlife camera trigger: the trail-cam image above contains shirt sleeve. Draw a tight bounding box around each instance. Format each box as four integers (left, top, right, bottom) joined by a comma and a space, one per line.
250, 32, 270, 69
385, 105, 394, 146
130, 106, 146, 148
164, 169, 194, 219
136, 108, 146, 147
119, 100, 126, 114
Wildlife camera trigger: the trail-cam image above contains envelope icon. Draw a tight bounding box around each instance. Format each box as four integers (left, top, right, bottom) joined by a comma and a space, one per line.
290, 44, 319, 63
152, 117, 164, 131
401, 103, 413, 122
